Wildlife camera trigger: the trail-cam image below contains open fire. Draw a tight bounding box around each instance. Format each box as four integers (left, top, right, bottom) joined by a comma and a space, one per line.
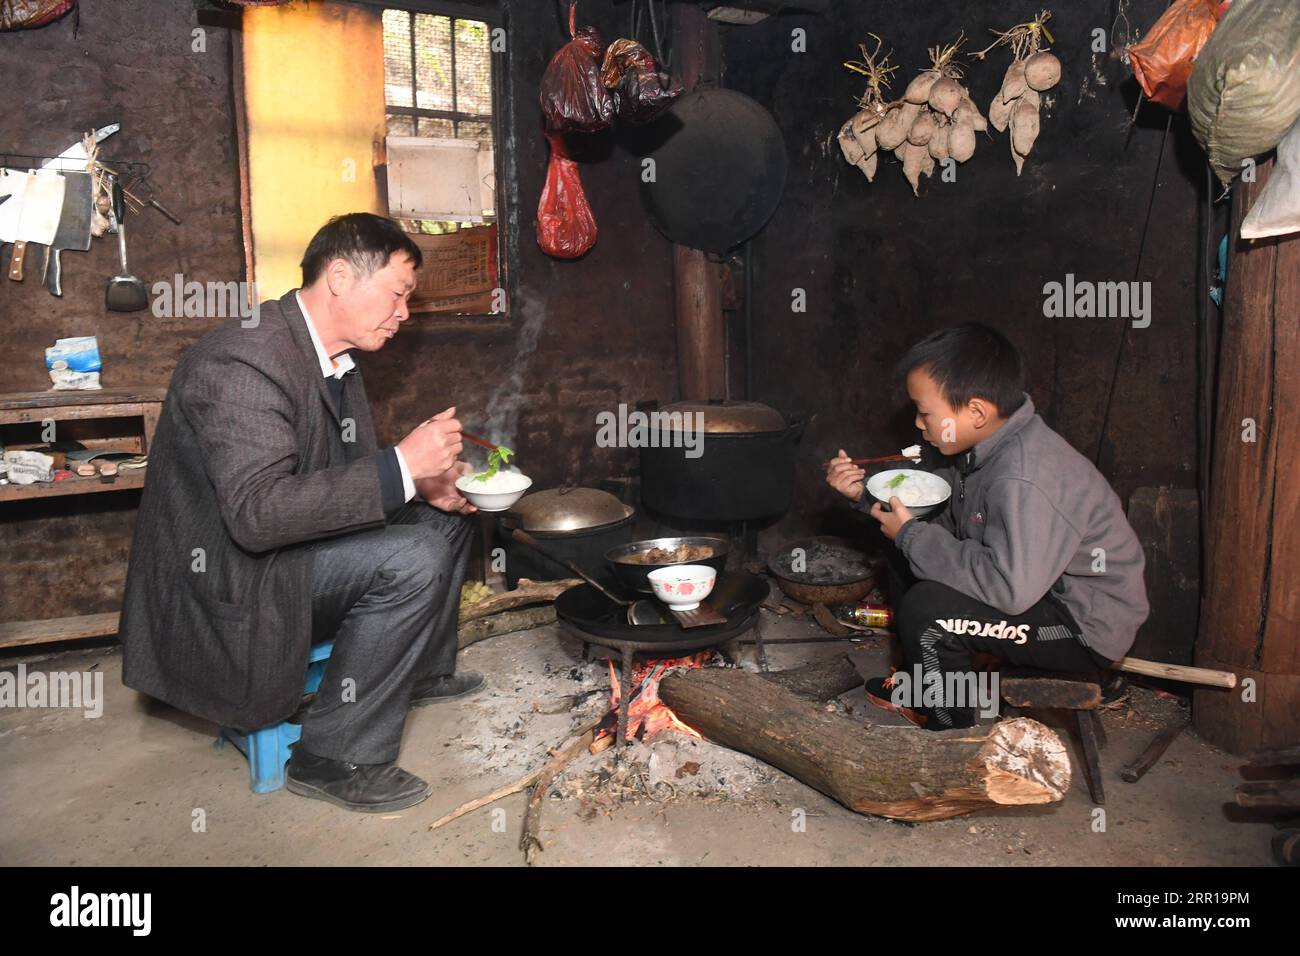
592, 652, 715, 747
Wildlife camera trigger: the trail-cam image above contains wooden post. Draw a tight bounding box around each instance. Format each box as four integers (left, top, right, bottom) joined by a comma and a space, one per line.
1195, 156, 1300, 753
670, 3, 725, 401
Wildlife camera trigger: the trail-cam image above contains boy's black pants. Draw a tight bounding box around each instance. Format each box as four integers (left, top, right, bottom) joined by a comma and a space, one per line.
886, 551, 1112, 730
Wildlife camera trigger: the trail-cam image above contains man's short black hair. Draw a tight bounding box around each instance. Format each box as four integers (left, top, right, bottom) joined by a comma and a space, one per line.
300, 212, 423, 287
897, 322, 1027, 417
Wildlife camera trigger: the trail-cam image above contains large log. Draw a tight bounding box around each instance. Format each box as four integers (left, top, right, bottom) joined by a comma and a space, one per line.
659, 667, 1071, 822
761, 652, 864, 700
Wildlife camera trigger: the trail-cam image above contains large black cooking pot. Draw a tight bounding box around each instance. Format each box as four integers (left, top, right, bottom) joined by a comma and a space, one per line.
500, 487, 635, 588
639, 400, 807, 522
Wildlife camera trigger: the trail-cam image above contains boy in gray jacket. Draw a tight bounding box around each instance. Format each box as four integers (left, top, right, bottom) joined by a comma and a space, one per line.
826, 323, 1149, 730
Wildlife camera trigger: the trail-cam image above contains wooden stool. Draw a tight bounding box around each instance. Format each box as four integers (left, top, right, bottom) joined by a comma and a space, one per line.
1000, 670, 1107, 805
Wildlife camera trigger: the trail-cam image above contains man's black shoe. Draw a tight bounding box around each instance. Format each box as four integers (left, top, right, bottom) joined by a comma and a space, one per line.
410, 670, 486, 707
285, 748, 432, 812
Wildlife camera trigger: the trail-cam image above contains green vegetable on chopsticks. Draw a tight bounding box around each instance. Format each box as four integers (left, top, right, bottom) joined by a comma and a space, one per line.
472, 445, 515, 482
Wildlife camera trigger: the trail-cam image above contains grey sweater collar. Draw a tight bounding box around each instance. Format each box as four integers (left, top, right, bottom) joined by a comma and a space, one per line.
965, 394, 1035, 472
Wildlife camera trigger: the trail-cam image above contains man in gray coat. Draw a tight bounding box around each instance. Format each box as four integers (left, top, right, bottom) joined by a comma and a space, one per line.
121, 213, 483, 811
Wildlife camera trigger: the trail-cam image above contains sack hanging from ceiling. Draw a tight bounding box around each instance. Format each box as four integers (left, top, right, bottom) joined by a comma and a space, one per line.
0, 0, 75, 30
539, 2, 615, 134
1188, 0, 1300, 184
537, 132, 597, 259
1127, 0, 1227, 111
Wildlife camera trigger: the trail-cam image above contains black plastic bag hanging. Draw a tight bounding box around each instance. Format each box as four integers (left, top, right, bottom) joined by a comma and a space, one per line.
600, 38, 683, 124
539, 2, 615, 134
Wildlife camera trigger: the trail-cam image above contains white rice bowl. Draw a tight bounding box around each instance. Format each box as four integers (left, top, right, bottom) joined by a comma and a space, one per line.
455, 469, 532, 511
866, 468, 952, 517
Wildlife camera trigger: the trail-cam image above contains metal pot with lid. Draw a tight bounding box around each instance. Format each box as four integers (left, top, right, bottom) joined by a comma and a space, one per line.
660, 399, 788, 434
639, 399, 807, 522
500, 487, 636, 587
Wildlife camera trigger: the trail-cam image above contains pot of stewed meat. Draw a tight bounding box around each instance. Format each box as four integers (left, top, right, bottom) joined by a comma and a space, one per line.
604, 536, 731, 594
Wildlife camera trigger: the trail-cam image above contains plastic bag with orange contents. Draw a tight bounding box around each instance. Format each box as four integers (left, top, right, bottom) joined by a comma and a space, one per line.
1128, 0, 1229, 111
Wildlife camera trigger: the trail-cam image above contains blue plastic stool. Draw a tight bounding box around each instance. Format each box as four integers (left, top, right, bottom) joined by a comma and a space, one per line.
215, 640, 334, 793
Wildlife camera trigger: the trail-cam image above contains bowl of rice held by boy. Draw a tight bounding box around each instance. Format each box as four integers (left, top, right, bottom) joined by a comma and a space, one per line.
865, 468, 952, 518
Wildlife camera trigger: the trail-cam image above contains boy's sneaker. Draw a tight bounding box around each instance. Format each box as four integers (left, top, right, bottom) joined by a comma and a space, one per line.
864, 671, 927, 728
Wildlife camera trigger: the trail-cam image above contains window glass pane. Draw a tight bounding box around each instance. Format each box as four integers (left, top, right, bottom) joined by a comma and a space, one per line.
414, 13, 454, 112
417, 117, 454, 138
382, 10, 413, 108
454, 19, 493, 116
456, 119, 493, 151
386, 113, 414, 136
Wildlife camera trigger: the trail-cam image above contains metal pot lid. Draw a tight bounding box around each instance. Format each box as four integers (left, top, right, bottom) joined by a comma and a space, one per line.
659, 400, 786, 434
506, 487, 634, 533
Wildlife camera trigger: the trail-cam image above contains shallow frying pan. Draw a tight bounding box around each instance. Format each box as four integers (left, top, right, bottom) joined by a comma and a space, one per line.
638, 88, 787, 254
555, 570, 768, 644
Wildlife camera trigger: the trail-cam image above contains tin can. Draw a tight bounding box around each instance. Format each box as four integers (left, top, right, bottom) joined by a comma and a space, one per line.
846, 602, 893, 628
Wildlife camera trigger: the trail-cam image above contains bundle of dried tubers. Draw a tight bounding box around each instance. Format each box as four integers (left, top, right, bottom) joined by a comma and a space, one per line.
838, 35, 986, 195
980, 10, 1060, 175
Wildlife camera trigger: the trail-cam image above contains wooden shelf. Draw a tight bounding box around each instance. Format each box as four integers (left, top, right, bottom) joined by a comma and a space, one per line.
1, 387, 163, 652
0, 613, 121, 650
0, 467, 146, 502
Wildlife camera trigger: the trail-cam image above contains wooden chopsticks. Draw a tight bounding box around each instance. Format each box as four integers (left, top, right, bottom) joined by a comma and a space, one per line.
463, 431, 499, 452
846, 453, 912, 466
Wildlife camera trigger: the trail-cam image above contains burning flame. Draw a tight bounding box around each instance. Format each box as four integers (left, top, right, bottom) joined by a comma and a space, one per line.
602, 652, 713, 743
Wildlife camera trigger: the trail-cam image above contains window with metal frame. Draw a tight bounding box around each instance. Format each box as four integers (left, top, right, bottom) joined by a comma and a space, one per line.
382, 5, 503, 315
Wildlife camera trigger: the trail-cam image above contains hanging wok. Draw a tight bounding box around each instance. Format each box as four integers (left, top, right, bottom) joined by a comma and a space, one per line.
639, 88, 787, 253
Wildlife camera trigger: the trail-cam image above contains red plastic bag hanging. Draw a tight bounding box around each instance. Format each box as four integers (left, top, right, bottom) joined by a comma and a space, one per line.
539, 2, 615, 133
537, 132, 597, 259
1128, 0, 1229, 111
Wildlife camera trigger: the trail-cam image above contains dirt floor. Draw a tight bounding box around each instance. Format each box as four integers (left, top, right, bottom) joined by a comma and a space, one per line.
0, 609, 1281, 867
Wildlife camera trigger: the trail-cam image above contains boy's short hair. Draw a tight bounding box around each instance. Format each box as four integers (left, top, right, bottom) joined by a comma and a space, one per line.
897, 323, 1027, 417
300, 213, 423, 288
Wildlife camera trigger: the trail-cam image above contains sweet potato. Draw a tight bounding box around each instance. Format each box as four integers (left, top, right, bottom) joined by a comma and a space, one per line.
928, 123, 951, 161
999, 57, 1028, 104
902, 141, 928, 195
948, 120, 976, 162
874, 107, 908, 150
907, 111, 938, 146
1010, 98, 1040, 175
989, 90, 1013, 132
927, 77, 963, 117
838, 120, 865, 165
904, 70, 940, 105
1024, 51, 1061, 92
851, 113, 879, 158
858, 150, 878, 182
953, 96, 988, 132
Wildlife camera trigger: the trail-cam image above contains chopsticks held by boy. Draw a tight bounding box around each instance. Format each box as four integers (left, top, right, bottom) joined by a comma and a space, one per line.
827, 323, 1149, 730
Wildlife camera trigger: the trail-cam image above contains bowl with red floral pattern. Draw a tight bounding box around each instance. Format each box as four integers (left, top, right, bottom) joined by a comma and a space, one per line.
646, 565, 718, 611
